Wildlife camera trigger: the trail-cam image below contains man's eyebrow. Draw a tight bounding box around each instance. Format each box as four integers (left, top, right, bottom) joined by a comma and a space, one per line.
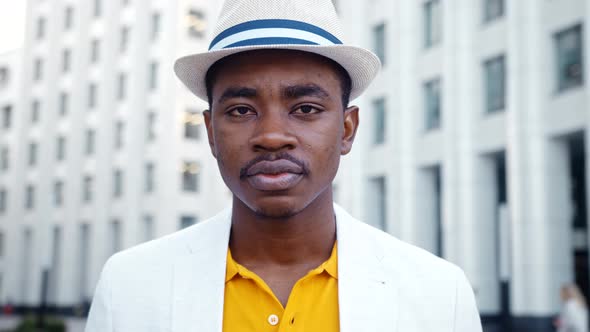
218, 87, 257, 103
282, 84, 330, 100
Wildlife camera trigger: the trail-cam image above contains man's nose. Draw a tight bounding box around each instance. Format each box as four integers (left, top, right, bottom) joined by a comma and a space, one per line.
249, 111, 297, 152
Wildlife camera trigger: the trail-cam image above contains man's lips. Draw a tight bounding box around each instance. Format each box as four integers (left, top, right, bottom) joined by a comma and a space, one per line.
245, 160, 304, 191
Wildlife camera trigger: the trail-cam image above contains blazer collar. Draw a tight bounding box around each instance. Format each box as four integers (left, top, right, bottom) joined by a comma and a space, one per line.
171, 205, 399, 332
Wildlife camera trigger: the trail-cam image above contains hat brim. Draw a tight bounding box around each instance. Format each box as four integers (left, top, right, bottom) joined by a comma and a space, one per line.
174, 44, 381, 103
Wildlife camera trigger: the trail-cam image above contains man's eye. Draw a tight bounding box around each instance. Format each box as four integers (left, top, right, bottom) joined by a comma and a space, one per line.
228, 107, 254, 116
294, 105, 321, 114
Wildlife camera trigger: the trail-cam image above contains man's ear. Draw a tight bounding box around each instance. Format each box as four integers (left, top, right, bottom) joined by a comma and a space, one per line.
203, 110, 217, 159
341, 106, 359, 155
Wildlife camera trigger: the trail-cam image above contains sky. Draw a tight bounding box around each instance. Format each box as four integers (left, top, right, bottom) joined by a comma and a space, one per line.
0, 2, 27, 54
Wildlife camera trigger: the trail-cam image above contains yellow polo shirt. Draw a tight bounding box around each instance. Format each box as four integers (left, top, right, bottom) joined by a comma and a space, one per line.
223, 244, 339, 331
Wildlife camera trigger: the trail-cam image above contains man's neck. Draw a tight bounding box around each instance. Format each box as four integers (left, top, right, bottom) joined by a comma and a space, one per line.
229, 192, 336, 268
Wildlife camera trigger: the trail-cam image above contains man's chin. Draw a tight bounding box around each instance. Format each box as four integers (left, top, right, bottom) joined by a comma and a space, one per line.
253, 205, 301, 219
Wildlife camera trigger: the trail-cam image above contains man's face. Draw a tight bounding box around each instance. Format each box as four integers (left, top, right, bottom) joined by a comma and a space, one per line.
204, 50, 359, 218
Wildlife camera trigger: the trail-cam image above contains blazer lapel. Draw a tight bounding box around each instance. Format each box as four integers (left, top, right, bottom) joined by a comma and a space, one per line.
335, 205, 399, 332
171, 209, 232, 332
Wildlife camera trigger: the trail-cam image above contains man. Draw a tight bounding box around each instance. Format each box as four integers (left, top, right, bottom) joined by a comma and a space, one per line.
85, 0, 483, 331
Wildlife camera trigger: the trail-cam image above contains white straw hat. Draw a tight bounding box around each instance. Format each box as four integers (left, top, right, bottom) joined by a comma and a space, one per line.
174, 0, 381, 102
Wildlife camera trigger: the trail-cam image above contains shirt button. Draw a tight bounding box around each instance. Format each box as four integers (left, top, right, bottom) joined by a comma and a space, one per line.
268, 314, 279, 326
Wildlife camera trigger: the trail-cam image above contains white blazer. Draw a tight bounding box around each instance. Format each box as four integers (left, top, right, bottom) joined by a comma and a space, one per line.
85, 205, 482, 332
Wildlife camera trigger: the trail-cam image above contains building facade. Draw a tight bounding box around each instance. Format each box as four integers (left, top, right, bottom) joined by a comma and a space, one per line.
332, 0, 590, 330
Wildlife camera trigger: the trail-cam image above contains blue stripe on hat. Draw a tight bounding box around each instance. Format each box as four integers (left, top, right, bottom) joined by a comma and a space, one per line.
225, 37, 318, 48
209, 19, 342, 51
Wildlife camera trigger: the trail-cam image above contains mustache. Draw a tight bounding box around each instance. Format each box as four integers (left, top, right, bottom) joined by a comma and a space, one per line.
239, 152, 310, 179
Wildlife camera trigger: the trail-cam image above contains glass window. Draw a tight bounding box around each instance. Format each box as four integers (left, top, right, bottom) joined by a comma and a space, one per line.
34, 58, 43, 81
28, 142, 37, 166
424, 78, 442, 131
483, 0, 504, 23
424, 0, 442, 48
110, 220, 122, 253
62, 49, 71, 73
145, 162, 155, 193
179, 215, 197, 229
25, 185, 35, 209
113, 170, 123, 197
483, 55, 506, 113
54, 181, 64, 207
152, 13, 161, 41
2, 105, 11, 129
117, 73, 127, 100
65, 6, 74, 30
94, 0, 101, 17
372, 98, 386, 145
0, 147, 8, 170
147, 111, 157, 141
83, 176, 93, 202
367, 176, 387, 231
182, 161, 200, 192
0, 67, 9, 87
143, 215, 154, 241
115, 121, 124, 149
120, 27, 130, 53
88, 83, 97, 109
555, 24, 584, 92
149, 62, 158, 91
184, 110, 203, 140
59, 92, 69, 116
0, 189, 6, 213
91, 39, 100, 63
57, 136, 66, 161
373, 23, 386, 65
187, 9, 206, 38
36, 17, 45, 40
85, 129, 95, 155
31, 100, 40, 123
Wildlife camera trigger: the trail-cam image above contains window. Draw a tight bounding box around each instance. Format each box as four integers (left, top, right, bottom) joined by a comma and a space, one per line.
373, 23, 386, 65
83, 176, 93, 202
34, 58, 43, 81
0, 147, 8, 170
65, 6, 74, 30
151, 13, 161, 41
120, 27, 130, 53
117, 73, 127, 100
85, 129, 95, 155
184, 110, 203, 140
36, 17, 46, 40
91, 39, 100, 63
367, 176, 386, 231
372, 98, 386, 145
555, 24, 584, 92
424, 0, 442, 48
182, 161, 200, 192
113, 170, 123, 197
424, 78, 441, 131
110, 220, 122, 254
25, 185, 35, 209
31, 100, 40, 123
115, 121, 124, 149
149, 62, 158, 90
483, 0, 504, 23
179, 215, 197, 229
145, 163, 155, 193
143, 215, 154, 241
483, 55, 506, 113
54, 181, 64, 207
59, 92, 69, 116
147, 111, 157, 141
0, 232, 4, 256
62, 49, 71, 73
93, 0, 101, 17
187, 9, 206, 38
28, 142, 38, 166
0, 67, 9, 88
2, 105, 11, 129
78, 224, 90, 301
57, 136, 66, 161
0, 189, 6, 213
88, 83, 97, 108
